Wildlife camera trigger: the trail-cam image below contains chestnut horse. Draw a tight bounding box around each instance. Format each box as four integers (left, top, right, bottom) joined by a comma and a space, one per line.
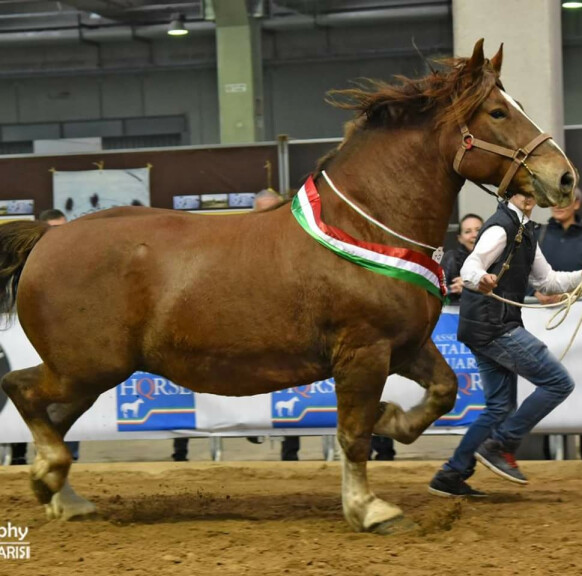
0, 40, 576, 532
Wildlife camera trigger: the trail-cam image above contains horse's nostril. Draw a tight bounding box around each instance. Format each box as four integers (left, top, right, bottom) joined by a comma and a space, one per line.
560, 171, 575, 189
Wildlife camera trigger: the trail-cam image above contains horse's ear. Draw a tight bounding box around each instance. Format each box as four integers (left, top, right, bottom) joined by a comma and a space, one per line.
490, 43, 503, 74
466, 38, 485, 74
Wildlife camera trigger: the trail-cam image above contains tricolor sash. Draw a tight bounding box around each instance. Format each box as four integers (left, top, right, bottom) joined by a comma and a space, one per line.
291, 176, 447, 301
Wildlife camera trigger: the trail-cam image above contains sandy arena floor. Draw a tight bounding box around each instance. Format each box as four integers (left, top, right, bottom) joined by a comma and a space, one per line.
2, 457, 582, 576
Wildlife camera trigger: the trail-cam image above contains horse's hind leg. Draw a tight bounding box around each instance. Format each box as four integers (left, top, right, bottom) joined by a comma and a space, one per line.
374, 340, 457, 444
334, 346, 414, 534
44, 397, 99, 520
2, 365, 99, 519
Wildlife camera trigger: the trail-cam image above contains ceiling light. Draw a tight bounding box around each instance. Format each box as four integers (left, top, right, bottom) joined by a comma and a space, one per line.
168, 14, 189, 36
563, 2, 582, 8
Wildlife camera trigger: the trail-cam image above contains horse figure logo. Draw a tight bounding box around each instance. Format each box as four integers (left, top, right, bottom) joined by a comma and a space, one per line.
275, 396, 299, 417
120, 397, 144, 419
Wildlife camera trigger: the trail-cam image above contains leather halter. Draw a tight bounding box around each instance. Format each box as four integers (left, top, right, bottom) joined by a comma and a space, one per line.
453, 122, 552, 198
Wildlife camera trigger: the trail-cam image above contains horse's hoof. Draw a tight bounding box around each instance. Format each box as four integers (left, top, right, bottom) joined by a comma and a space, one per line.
45, 493, 97, 521
370, 515, 418, 535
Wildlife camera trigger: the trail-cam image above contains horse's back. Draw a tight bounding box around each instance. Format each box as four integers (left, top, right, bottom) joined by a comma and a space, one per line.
76, 205, 175, 220
20, 206, 292, 318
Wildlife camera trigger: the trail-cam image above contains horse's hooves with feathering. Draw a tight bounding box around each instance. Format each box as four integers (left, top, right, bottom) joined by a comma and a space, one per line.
44, 481, 98, 521
370, 516, 419, 536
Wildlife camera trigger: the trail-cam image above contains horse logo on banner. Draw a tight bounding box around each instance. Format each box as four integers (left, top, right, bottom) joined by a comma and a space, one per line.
116, 371, 196, 431
272, 379, 337, 428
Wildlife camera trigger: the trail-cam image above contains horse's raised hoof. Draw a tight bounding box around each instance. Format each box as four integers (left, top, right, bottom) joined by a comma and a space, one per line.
376, 402, 417, 445
45, 483, 97, 521
370, 515, 418, 535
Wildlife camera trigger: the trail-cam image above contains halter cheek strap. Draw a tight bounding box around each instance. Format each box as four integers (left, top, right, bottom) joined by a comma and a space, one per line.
453, 122, 552, 198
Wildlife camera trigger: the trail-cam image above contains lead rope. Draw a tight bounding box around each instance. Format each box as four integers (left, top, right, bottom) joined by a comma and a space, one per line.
489, 283, 582, 361
494, 217, 526, 285
486, 218, 582, 360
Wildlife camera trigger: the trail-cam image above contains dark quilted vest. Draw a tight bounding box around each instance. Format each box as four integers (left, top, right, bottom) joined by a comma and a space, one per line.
457, 202, 536, 349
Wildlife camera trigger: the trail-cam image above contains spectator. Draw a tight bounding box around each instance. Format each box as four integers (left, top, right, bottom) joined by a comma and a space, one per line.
533, 187, 582, 305
532, 187, 582, 457
9, 442, 27, 465
442, 214, 484, 303
253, 188, 282, 211
39, 208, 67, 226
171, 437, 189, 462
370, 435, 396, 461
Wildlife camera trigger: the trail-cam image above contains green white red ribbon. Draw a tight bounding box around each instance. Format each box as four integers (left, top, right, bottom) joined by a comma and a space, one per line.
291, 176, 446, 301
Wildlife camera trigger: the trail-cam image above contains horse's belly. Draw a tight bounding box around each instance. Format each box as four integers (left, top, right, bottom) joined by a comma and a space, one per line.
153, 354, 329, 397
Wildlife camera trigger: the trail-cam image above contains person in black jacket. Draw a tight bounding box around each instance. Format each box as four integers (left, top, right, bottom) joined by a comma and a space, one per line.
429, 192, 582, 498
442, 214, 483, 303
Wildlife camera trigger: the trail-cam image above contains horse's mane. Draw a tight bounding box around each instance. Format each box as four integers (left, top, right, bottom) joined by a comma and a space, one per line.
316, 55, 501, 172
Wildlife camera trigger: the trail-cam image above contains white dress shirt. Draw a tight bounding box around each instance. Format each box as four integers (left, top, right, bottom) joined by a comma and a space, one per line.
461, 202, 582, 294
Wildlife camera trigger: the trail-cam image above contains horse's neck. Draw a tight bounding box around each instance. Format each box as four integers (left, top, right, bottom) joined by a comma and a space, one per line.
318, 128, 460, 251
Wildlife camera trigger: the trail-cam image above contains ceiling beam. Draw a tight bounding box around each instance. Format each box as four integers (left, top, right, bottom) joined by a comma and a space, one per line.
60, 1, 152, 21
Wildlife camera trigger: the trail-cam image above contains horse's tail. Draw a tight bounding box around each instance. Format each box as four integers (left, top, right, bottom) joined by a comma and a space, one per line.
0, 220, 49, 317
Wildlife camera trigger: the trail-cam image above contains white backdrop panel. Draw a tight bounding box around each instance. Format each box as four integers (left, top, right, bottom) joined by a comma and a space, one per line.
2, 305, 582, 442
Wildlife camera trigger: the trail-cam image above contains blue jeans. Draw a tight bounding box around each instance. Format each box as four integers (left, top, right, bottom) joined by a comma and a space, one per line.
445, 326, 574, 478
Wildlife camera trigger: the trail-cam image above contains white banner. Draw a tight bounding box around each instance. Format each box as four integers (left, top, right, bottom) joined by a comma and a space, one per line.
1, 305, 582, 442
52, 167, 150, 221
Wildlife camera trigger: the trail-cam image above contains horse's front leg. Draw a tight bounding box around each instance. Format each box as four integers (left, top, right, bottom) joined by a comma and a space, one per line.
334, 345, 414, 534
374, 339, 457, 444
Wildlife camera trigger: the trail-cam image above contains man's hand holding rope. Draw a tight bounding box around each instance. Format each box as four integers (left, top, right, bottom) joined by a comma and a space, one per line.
478, 273, 498, 294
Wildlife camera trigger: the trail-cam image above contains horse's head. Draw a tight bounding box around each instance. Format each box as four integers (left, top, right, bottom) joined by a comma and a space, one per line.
448, 39, 576, 208
322, 41, 575, 210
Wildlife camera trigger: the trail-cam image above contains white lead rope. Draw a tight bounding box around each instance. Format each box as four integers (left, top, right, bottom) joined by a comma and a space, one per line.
488, 279, 582, 360
321, 171, 444, 261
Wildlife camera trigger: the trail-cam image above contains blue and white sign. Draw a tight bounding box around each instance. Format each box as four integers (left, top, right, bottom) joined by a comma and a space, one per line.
432, 313, 484, 427
271, 379, 337, 428
4, 305, 582, 442
116, 371, 196, 431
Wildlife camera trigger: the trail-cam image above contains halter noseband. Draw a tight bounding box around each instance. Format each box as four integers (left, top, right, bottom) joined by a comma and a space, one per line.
453, 122, 552, 199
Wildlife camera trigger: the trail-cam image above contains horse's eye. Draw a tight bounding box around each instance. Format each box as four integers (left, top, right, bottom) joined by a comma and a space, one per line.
490, 109, 506, 119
